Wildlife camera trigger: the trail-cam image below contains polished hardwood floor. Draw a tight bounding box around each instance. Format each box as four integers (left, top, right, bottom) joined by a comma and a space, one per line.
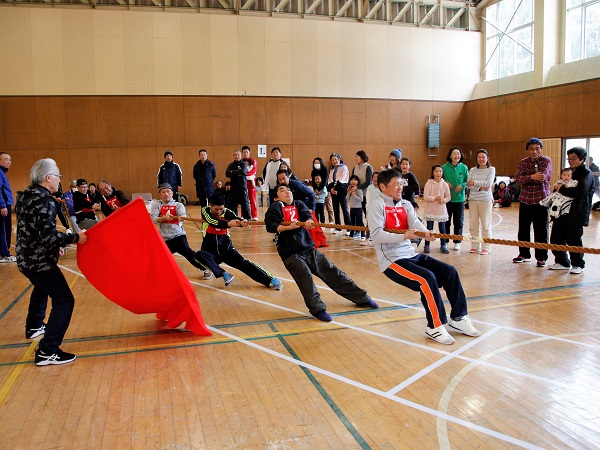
1, 202, 599, 449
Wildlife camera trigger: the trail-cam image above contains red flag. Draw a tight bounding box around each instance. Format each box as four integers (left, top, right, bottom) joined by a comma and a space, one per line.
76, 198, 211, 336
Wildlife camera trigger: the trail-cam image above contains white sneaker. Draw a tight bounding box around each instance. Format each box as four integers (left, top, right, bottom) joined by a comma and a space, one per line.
570, 266, 583, 274
360, 239, 370, 246
332, 230, 341, 235
448, 315, 480, 337
548, 263, 570, 270
353, 235, 361, 241
0, 255, 16, 263
203, 270, 213, 280
425, 326, 455, 345
453, 243, 461, 251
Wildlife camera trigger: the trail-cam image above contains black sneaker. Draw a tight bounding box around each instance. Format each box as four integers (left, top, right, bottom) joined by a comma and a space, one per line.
536, 260, 546, 267
26, 324, 46, 339
35, 348, 76, 366
513, 256, 532, 263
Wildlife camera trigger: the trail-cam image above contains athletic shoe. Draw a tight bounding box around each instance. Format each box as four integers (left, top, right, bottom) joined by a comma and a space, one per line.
480, 249, 490, 255
361, 237, 366, 241
0, 255, 16, 263
250, 217, 259, 221
360, 240, 370, 246
469, 248, 479, 254
332, 230, 341, 235
536, 260, 546, 267
270, 278, 283, 290
440, 246, 449, 254
512, 255, 531, 263
35, 348, 76, 366
570, 266, 583, 274
425, 326, 455, 345
313, 310, 332, 322
203, 270, 213, 280
26, 324, 46, 339
493, 203, 499, 208
453, 243, 461, 251
223, 272, 235, 286
357, 299, 379, 309
548, 263, 570, 270
353, 235, 361, 241
424, 245, 430, 254
448, 315, 481, 337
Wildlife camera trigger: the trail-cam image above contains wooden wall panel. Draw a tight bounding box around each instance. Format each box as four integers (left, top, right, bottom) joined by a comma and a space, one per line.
97, 148, 131, 193
521, 93, 545, 140
543, 87, 568, 138
342, 99, 365, 145
365, 100, 388, 145
503, 94, 525, 143
97, 97, 127, 148
68, 148, 100, 185
213, 145, 239, 185
0, 100, 5, 150
42, 149, 71, 182
212, 97, 240, 146
317, 98, 342, 145
292, 98, 318, 145
564, 84, 584, 138
35, 97, 67, 149
8, 149, 39, 194
128, 147, 160, 195
3, 97, 37, 150
581, 89, 600, 136
265, 97, 293, 145
183, 97, 213, 146
126, 97, 157, 147
388, 101, 411, 148
239, 97, 267, 145
409, 102, 432, 146
290, 144, 317, 182
432, 102, 455, 147
66, 97, 98, 149
155, 97, 185, 147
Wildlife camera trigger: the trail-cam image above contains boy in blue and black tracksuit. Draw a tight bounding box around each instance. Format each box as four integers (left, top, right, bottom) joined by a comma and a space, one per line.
264, 184, 377, 322
201, 193, 282, 290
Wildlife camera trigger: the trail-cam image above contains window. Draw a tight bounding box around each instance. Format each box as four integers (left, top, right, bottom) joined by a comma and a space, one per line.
566, 0, 600, 63
484, 0, 534, 81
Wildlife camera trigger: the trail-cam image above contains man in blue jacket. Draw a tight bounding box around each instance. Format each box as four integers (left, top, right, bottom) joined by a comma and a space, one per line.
192, 149, 216, 208
157, 150, 183, 201
0, 152, 15, 262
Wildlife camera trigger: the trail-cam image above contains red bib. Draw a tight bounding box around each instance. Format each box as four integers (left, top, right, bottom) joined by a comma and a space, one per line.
384, 205, 408, 230
160, 205, 178, 224
105, 196, 123, 210
282, 205, 300, 222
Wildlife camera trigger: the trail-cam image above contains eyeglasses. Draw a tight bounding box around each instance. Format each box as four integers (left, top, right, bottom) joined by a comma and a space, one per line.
49, 174, 63, 180
567, 157, 580, 161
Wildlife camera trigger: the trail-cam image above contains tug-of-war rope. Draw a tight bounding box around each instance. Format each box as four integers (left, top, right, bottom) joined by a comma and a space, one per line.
180, 217, 600, 256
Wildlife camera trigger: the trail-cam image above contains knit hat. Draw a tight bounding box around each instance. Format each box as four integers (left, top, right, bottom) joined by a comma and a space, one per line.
390, 149, 402, 159
158, 183, 173, 192
526, 138, 543, 149
164, 150, 173, 158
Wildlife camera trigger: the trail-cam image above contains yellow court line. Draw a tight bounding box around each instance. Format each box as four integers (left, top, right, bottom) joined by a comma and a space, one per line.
0, 273, 81, 403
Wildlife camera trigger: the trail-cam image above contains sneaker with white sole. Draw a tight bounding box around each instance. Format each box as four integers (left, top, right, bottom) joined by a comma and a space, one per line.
203, 270, 213, 280
548, 263, 570, 270
0, 255, 16, 263
270, 277, 283, 290
26, 324, 46, 339
453, 243, 461, 251
448, 315, 481, 337
425, 326, 455, 345
35, 348, 76, 366
512, 255, 531, 263
223, 272, 234, 287
570, 266, 583, 274
360, 239, 371, 246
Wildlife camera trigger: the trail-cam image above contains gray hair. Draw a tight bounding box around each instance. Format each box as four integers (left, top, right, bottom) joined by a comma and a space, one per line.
30, 158, 59, 185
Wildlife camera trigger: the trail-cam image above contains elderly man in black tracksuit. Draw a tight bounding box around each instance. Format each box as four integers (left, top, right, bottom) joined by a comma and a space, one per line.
225, 149, 251, 220
265, 184, 377, 322
547, 146, 595, 274
157, 150, 183, 200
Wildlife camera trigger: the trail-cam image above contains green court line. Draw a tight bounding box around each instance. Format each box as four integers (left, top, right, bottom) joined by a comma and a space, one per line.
0, 285, 32, 321
268, 322, 371, 450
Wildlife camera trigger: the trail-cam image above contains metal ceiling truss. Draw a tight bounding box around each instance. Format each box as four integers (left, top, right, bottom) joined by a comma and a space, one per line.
0, 0, 472, 29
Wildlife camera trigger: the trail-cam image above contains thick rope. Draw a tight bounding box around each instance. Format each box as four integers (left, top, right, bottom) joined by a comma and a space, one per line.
179, 216, 600, 255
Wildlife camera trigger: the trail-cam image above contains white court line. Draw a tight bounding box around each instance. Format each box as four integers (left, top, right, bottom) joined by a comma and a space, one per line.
387, 327, 502, 395
208, 325, 543, 450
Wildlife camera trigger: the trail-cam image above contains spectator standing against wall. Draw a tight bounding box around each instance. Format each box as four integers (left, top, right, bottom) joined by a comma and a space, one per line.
226, 149, 251, 220
0, 152, 15, 262
442, 147, 468, 251
193, 149, 216, 208
513, 138, 552, 267
546, 147, 594, 274
158, 150, 183, 201
242, 146, 259, 220
262, 147, 283, 206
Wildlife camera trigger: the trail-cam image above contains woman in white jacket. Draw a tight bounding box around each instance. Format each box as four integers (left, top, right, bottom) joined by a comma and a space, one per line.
466, 149, 495, 254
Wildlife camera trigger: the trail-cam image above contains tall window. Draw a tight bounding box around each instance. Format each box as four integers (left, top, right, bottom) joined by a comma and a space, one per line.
566, 0, 600, 63
484, 0, 534, 81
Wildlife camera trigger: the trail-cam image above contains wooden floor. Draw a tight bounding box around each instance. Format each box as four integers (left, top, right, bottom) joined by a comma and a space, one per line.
1, 203, 600, 449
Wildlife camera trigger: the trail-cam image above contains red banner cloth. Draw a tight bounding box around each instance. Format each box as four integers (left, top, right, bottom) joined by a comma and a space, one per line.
308, 210, 328, 248
76, 198, 211, 336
